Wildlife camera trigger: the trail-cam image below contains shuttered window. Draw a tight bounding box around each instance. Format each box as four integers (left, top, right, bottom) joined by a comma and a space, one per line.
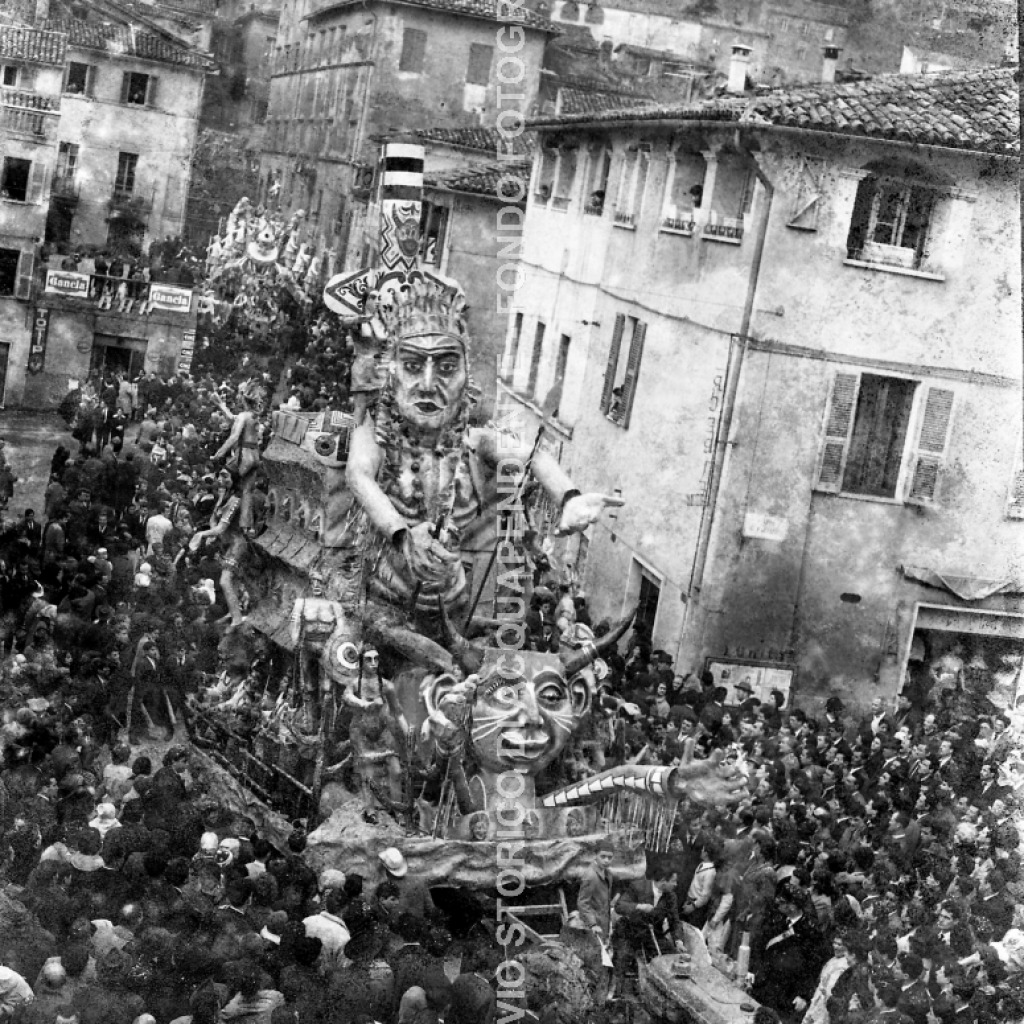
505, 312, 523, 380
600, 313, 625, 414
815, 370, 954, 505
905, 386, 954, 505
399, 28, 427, 73
528, 322, 545, 398
14, 250, 34, 300
466, 43, 493, 86
600, 313, 646, 429
620, 320, 646, 429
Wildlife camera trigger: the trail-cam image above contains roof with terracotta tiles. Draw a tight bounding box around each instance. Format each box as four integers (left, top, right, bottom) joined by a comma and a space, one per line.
45, 17, 215, 68
559, 85, 655, 114
746, 67, 1018, 155
529, 67, 1019, 157
425, 160, 532, 199
416, 125, 534, 156
0, 26, 67, 65
315, 0, 557, 32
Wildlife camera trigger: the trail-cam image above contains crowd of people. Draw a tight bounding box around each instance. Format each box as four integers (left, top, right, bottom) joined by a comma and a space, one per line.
566, 625, 1024, 1024
0, 295, 1016, 1024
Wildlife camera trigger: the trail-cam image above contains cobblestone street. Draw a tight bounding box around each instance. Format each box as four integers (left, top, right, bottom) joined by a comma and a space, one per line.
0, 410, 74, 517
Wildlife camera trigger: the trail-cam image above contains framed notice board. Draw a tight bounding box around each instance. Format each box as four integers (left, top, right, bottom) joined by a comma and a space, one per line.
702, 657, 796, 708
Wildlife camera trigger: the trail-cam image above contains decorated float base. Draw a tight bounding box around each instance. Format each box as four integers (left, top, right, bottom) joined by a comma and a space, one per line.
640, 926, 760, 1024
306, 799, 647, 887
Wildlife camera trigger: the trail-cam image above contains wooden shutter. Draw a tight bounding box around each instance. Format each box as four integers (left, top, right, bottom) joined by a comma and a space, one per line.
905, 386, 954, 505
120, 72, 130, 104
26, 159, 46, 204
620, 320, 646, 429
85, 64, 96, 97
146, 75, 159, 107
15, 250, 35, 300
466, 43, 492, 86
600, 313, 625, 414
815, 371, 861, 492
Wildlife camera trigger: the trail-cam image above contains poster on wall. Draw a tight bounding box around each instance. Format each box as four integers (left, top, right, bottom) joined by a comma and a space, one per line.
149, 284, 194, 313
703, 656, 796, 708
44, 270, 91, 297
27, 308, 50, 375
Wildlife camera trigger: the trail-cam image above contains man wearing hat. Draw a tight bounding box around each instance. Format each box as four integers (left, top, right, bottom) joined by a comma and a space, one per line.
728, 678, 758, 717
377, 848, 437, 922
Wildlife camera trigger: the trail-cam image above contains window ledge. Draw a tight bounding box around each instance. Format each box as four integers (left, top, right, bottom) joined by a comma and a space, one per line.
702, 230, 742, 245
842, 259, 945, 282
813, 488, 909, 507
613, 220, 636, 231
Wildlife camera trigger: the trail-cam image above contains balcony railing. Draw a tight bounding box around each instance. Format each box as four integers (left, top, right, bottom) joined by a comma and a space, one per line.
50, 173, 80, 202
42, 267, 193, 315
0, 87, 59, 142
613, 210, 636, 227
107, 190, 154, 218
703, 215, 744, 241
662, 213, 696, 234
550, 196, 571, 211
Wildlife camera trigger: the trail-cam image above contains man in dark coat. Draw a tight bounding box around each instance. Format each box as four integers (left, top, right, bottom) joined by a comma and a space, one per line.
751, 886, 829, 1021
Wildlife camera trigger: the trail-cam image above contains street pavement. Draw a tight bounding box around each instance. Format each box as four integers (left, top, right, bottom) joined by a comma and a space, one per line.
0, 410, 75, 519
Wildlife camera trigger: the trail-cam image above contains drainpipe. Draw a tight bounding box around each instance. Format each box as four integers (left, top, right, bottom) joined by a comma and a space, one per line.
686, 146, 774, 625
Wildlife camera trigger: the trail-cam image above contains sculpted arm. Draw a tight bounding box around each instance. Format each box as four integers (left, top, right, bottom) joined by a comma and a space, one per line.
345, 420, 404, 541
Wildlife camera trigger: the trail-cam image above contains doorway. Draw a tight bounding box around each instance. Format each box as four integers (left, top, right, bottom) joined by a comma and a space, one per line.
91, 335, 148, 378
626, 556, 662, 638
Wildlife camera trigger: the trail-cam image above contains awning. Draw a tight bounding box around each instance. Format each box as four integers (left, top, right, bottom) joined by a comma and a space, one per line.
900, 564, 1024, 602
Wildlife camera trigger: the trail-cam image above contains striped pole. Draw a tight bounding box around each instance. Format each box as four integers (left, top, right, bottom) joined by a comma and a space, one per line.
379, 141, 424, 274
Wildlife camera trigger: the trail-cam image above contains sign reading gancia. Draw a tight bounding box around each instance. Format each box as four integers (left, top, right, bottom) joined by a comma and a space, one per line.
44, 270, 91, 297
149, 284, 193, 313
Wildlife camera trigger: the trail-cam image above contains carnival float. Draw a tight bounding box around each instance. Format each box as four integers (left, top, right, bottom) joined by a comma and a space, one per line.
186, 141, 747, 899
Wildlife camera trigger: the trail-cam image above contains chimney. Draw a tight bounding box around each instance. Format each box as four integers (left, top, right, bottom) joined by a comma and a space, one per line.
822, 45, 841, 84
35, 0, 49, 22
727, 43, 752, 94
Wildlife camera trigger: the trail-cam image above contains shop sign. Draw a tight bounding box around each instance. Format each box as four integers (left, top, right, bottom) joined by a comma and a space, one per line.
149, 284, 193, 313
27, 308, 49, 375
178, 329, 196, 373
742, 512, 789, 542
44, 270, 91, 297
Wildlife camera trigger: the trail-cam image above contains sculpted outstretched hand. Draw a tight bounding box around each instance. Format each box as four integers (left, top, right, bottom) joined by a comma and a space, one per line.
402, 522, 460, 583
668, 738, 747, 807
556, 493, 626, 536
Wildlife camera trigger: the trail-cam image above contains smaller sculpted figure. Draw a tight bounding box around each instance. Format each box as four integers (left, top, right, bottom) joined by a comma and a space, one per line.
342, 646, 409, 823
288, 571, 345, 732
212, 384, 262, 531
189, 469, 248, 626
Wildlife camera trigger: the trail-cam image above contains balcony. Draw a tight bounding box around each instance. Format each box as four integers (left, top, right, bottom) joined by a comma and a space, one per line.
41, 265, 194, 316
702, 214, 744, 243
662, 213, 696, 235
613, 210, 636, 228
50, 173, 80, 203
107, 189, 154, 221
0, 88, 59, 142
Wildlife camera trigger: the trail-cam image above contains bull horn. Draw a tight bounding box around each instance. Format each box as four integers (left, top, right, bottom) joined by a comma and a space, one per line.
562, 606, 637, 679
438, 597, 485, 675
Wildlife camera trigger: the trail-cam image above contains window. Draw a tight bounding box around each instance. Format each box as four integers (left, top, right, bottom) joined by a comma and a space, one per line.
554, 334, 571, 385
583, 144, 610, 215
815, 371, 955, 504
704, 150, 752, 240
399, 28, 427, 73
65, 61, 91, 95
847, 174, 937, 271
505, 312, 523, 379
466, 43, 492, 86
420, 201, 448, 265
599, 314, 646, 428
552, 146, 577, 209
613, 145, 649, 227
114, 152, 138, 197
528, 322, 545, 397
662, 147, 706, 231
1, 158, 30, 202
120, 71, 155, 105
2, 66, 17, 87
55, 141, 79, 184
0, 249, 19, 295
535, 144, 557, 203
